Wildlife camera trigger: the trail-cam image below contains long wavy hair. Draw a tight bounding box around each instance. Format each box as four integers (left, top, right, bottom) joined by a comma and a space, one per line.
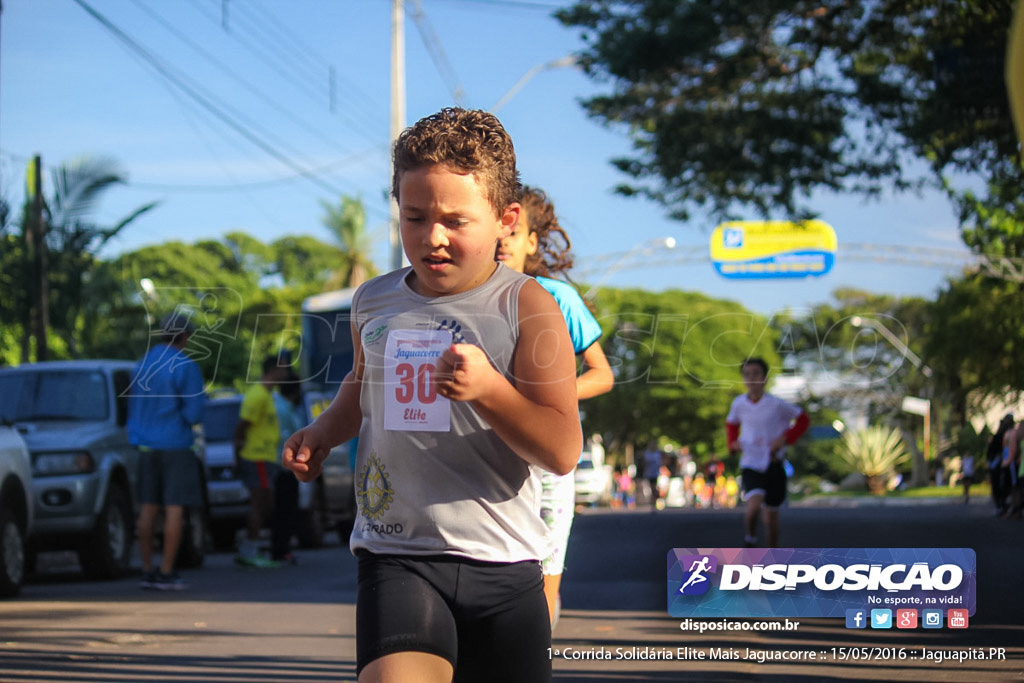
520, 185, 574, 279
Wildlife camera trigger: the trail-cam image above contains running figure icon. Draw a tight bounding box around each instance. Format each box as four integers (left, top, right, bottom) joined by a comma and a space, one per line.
678, 556, 712, 594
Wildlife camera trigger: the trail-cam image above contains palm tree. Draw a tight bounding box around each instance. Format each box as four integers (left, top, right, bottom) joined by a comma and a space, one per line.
320, 194, 377, 290
34, 157, 157, 358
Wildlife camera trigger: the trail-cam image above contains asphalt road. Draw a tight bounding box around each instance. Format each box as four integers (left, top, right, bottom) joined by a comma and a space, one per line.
1, 497, 1021, 682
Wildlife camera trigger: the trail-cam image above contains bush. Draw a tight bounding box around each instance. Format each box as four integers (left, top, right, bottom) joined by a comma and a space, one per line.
840, 425, 910, 495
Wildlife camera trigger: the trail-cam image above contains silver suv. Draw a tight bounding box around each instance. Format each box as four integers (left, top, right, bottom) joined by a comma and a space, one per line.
0, 425, 33, 596
0, 360, 207, 579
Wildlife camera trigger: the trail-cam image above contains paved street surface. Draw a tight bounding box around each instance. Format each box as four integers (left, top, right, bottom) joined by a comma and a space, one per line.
1, 497, 1021, 682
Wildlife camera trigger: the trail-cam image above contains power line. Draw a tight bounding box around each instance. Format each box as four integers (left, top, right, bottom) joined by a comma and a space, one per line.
410, 0, 466, 105
70, 0, 358, 199
184, 0, 383, 142
230, 0, 327, 75
126, 0, 361, 158
574, 243, 1024, 282
437, 0, 568, 10
182, 0, 331, 101
124, 146, 390, 194
241, 0, 381, 114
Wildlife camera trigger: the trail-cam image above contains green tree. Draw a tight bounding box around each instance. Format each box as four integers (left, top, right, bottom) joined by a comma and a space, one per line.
88, 233, 342, 388
271, 234, 342, 287
556, 1, 1019, 223
91, 240, 257, 383
556, 1, 905, 220
924, 273, 1024, 422
557, 0, 1024, 434
0, 197, 31, 365
320, 194, 378, 289
775, 290, 941, 485
582, 287, 779, 461
17, 157, 156, 359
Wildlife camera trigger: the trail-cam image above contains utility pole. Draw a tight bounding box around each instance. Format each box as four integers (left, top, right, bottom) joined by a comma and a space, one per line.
389, 0, 406, 271
26, 155, 48, 361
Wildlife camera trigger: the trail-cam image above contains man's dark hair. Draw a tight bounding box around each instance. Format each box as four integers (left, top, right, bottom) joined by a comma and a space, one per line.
262, 355, 283, 376
742, 357, 769, 377
159, 310, 195, 345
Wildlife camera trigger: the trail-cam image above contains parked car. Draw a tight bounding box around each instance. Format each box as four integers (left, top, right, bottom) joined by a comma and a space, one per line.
0, 360, 208, 579
574, 457, 613, 507
200, 390, 356, 550
0, 425, 33, 596
201, 394, 251, 549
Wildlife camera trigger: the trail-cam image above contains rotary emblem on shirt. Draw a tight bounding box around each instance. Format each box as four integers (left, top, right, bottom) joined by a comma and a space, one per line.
358, 453, 394, 521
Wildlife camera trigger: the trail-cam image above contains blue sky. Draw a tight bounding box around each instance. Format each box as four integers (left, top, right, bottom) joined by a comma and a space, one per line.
1, 0, 972, 316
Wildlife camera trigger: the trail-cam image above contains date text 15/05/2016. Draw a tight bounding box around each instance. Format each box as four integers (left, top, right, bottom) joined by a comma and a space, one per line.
548, 647, 1007, 663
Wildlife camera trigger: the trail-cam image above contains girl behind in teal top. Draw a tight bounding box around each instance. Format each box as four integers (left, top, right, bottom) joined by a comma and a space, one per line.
497, 185, 615, 625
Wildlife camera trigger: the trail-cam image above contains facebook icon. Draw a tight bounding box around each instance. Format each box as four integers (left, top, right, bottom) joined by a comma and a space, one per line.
846, 609, 867, 629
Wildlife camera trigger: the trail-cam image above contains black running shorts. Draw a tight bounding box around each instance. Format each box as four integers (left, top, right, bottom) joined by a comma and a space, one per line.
356, 552, 551, 682
741, 460, 788, 508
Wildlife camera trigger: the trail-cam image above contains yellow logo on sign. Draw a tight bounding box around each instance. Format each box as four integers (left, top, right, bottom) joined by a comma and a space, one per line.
709, 220, 837, 279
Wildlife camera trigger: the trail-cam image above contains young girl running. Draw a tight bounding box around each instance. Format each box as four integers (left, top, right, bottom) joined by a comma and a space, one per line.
496, 185, 614, 625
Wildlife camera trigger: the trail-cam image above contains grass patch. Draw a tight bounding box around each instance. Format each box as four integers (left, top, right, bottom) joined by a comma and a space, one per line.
793, 481, 992, 501
893, 482, 991, 498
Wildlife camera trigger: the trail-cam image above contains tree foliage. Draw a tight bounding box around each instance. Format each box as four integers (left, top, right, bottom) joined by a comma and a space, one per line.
95, 235, 340, 388
0, 157, 157, 361
0, 198, 31, 366
321, 194, 378, 289
582, 287, 779, 457
924, 273, 1024, 416
774, 289, 939, 484
1, 227, 344, 389
557, 0, 1019, 224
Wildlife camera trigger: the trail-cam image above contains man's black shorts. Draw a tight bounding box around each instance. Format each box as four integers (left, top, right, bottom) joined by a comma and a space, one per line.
741, 460, 787, 508
356, 552, 551, 682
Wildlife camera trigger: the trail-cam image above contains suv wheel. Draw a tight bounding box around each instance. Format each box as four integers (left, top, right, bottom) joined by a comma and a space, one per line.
0, 508, 25, 597
78, 485, 132, 580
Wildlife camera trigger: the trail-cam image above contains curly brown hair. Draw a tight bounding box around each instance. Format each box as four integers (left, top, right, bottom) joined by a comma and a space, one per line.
520, 185, 575, 278
391, 108, 520, 218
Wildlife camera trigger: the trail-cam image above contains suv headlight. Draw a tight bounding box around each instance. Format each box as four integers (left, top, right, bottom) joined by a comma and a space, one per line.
33, 451, 95, 476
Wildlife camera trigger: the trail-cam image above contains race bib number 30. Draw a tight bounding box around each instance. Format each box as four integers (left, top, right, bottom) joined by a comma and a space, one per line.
384, 329, 452, 432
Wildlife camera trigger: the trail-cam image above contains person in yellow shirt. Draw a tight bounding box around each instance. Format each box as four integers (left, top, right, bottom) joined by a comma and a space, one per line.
234, 355, 286, 567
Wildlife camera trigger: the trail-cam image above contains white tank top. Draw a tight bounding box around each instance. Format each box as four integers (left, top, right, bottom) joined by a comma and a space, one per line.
349, 265, 550, 563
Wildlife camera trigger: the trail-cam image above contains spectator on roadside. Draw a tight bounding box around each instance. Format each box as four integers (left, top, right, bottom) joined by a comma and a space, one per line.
272, 371, 306, 563
619, 464, 637, 509
589, 434, 606, 468
988, 415, 1015, 516
234, 355, 286, 568
1004, 422, 1023, 520
643, 441, 663, 507
960, 453, 975, 505
127, 310, 206, 591
727, 358, 809, 548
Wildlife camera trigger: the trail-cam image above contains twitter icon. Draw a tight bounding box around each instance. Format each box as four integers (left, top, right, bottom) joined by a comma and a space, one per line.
870, 609, 893, 629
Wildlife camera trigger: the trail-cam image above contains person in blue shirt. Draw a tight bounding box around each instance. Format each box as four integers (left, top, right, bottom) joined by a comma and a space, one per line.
497, 184, 614, 626
127, 310, 205, 590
